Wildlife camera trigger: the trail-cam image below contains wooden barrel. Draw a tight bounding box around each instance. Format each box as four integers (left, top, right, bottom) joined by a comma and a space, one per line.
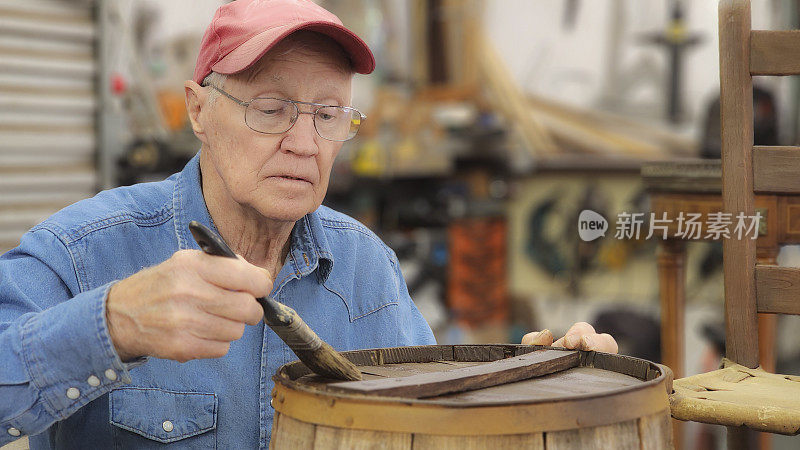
270, 345, 673, 449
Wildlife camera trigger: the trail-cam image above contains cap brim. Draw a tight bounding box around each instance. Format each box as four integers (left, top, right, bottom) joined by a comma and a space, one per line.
211, 21, 375, 77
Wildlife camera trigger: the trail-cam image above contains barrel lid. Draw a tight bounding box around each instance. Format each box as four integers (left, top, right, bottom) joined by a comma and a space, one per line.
271, 345, 670, 435
274, 344, 667, 407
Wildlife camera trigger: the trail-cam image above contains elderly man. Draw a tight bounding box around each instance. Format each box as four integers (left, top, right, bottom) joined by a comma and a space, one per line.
0, 0, 615, 448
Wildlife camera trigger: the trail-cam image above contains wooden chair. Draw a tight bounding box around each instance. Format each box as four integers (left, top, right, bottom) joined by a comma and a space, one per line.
669, 0, 800, 448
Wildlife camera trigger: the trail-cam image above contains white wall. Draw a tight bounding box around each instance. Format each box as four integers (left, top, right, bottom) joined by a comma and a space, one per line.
138, 0, 225, 45
485, 0, 774, 134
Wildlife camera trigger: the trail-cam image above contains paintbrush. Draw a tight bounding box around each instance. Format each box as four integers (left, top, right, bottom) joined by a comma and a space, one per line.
189, 221, 362, 381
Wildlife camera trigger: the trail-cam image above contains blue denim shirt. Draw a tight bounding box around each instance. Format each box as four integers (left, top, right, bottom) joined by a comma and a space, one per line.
0, 153, 435, 449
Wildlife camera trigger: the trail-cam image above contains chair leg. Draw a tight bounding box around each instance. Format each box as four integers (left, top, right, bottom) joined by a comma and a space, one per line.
755, 250, 778, 450
728, 425, 758, 450
757, 313, 777, 373
756, 314, 777, 450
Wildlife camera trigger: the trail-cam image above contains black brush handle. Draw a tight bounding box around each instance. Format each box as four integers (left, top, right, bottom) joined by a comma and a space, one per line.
188, 221, 286, 328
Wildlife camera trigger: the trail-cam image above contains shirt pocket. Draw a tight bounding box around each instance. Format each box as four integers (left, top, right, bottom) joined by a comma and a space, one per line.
321, 280, 400, 322
109, 387, 217, 449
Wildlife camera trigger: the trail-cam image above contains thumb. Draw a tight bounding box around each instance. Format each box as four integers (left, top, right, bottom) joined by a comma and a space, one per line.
521, 329, 554, 346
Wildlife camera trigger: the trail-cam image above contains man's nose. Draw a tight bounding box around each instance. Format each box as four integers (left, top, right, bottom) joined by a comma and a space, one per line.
280, 112, 319, 157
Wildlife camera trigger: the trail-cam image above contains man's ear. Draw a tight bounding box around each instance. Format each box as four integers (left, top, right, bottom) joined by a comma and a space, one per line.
185, 80, 208, 143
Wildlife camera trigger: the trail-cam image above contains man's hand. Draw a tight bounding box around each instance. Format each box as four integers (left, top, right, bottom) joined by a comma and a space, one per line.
107, 250, 269, 362
521, 321, 618, 353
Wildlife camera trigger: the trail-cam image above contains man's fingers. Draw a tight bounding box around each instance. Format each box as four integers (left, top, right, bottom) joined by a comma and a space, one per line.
562, 321, 596, 349
528, 323, 615, 353
163, 337, 233, 362
203, 255, 272, 297
521, 329, 553, 346
109, 250, 270, 364
176, 250, 272, 298
579, 333, 618, 353
185, 311, 247, 343
197, 287, 264, 325
172, 251, 266, 325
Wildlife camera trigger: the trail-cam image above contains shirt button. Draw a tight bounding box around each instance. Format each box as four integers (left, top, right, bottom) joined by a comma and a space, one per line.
104, 369, 118, 381
162, 420, 174, 432
87, 375, 101, 387
7, 427, 20, 437
66, 387, 80, 399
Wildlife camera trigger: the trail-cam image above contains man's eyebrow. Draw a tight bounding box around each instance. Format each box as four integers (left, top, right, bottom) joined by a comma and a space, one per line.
243, 65, 281, 84
251, 74, 286, 88
319, 91, 347, 105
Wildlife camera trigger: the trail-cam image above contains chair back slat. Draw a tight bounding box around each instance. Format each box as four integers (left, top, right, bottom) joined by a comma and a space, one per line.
753, 146, 800, 193
751, 30, 800, 75
756, 266, 800, 315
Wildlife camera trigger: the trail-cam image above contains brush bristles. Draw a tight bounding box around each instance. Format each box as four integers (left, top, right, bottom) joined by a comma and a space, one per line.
294, 342, 362, 381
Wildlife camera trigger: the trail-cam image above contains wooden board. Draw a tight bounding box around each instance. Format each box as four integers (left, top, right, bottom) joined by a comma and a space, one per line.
313, 425, 411, 450
329, 350, 579, 399
546, 418, 640, 450
750, 30, 800, 75
433, 367, 640, 404
270, 414, 316, 450
359, 361, 484, 378
412, 433, 544, 450
753, 146, 800, 193
453, 344, 505, 362
755, 265, 800, 315
638, 410, 673, 450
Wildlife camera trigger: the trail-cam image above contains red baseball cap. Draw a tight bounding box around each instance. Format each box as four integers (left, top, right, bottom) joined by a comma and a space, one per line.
193, 0, 375, 84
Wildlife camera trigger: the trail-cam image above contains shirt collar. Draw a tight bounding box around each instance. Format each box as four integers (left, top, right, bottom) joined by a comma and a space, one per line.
288, 212, 334, 283
173, 152, 333, 283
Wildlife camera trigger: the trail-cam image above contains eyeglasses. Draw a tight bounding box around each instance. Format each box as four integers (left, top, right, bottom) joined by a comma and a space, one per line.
205, 84, 365, 142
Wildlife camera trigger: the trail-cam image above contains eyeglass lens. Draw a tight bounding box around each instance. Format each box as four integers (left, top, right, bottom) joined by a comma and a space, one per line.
245, 98, 360, 141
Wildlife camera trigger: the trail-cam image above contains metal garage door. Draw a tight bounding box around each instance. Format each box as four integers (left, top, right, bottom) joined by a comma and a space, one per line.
0, 0, 97, 253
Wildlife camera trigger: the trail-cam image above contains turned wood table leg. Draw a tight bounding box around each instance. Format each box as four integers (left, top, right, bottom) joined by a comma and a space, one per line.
657, 238, 686, 449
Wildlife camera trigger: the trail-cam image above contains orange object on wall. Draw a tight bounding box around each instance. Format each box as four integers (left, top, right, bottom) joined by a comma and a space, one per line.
158, 90, 189, 131
447, 216, 508, 327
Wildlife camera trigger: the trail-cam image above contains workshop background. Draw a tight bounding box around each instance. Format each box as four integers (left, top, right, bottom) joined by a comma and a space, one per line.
2, 1, 800, 449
